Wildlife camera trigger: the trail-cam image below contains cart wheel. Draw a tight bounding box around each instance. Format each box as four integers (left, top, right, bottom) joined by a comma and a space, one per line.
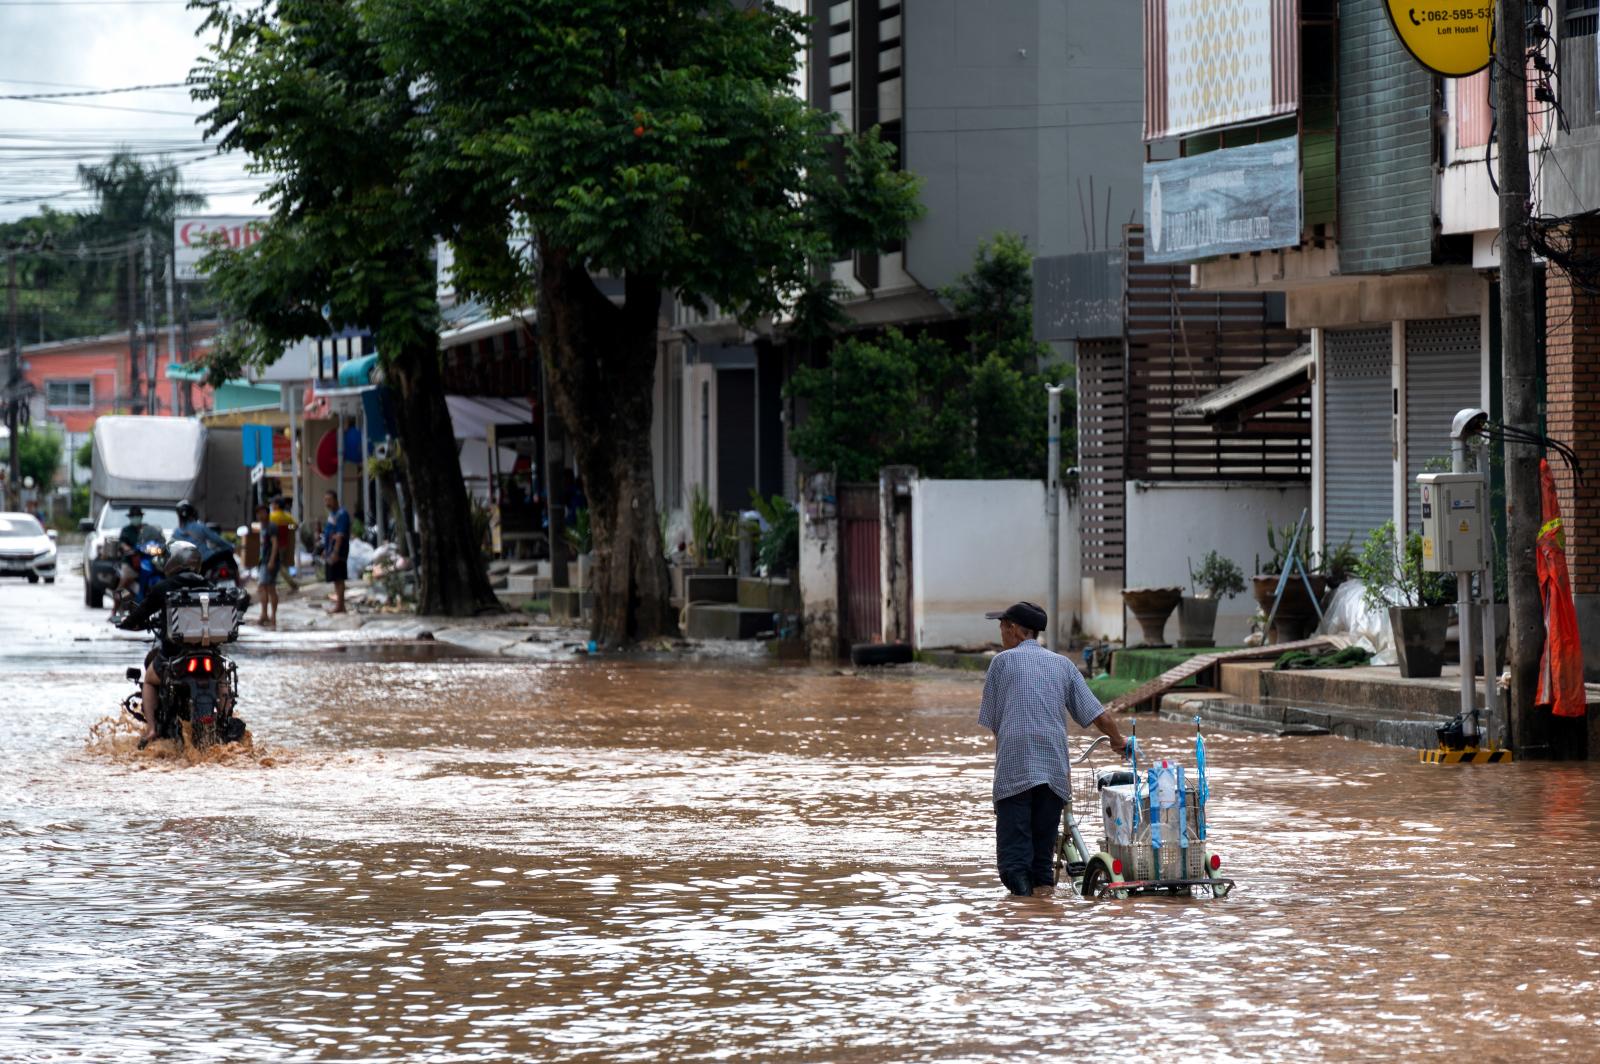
1081, 860, 1112, 899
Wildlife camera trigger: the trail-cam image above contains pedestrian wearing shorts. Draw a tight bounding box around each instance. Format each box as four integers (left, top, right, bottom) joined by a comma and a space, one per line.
321, 490, 351, 614
253, 502, 280, 628
978, 601, 1132, 897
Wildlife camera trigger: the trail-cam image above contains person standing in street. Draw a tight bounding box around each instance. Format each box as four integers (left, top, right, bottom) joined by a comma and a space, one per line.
253, 503, 280, 629
269, 496, 300, 592
978, 601, 1133, 897
321, 489, 351, 614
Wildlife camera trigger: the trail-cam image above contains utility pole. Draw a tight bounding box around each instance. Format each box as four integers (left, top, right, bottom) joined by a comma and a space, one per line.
1046, 384, 1063, 651
126, 241, 141, 414
143, 231, 157, 415
1496, 0, 1545, 756
5, 245, 20, 512
165, 243, 178, 415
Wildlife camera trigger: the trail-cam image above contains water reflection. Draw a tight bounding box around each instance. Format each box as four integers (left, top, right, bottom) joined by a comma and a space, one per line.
1, 648, 1597, 1060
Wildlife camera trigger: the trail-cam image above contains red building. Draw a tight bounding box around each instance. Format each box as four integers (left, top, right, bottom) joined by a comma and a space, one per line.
20, 326, 219, 434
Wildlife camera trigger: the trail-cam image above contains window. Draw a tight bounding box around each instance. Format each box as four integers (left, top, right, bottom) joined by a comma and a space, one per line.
45, 379, 93, 408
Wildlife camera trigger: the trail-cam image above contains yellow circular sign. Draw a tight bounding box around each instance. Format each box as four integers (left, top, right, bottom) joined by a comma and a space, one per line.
1386, 2, 1494, 77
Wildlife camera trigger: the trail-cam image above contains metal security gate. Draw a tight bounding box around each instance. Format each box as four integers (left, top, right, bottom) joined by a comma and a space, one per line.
1405, 317, 1482, 531
1323, 327, 1393, 549
838, 483, 881, 646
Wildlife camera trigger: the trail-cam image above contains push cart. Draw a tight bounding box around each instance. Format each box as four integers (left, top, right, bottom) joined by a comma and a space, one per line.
1055, 717, 1235, 899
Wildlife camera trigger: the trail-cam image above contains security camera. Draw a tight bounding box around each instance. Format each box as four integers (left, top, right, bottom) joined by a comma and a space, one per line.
1450, 408, 1489, 441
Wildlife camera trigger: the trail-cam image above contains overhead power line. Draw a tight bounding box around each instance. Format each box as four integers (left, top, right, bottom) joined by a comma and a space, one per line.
0, 82, 186, 100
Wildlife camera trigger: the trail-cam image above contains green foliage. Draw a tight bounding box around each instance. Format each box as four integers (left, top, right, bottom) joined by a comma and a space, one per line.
0, 155, 209, 346
1321, 535, 1359, 586
1259, 521, 1317, 577
786, 233, 1068, 480
689, 484, 716, 566
1188, 550, 1246, 600
1353, 520, 1455, 611
70, 484, 90, 522
12, 428, 64, 489
749, 491, 799, 576
710, 511, 744, 567
564, 508, 593, 555
74, 438, 93, 471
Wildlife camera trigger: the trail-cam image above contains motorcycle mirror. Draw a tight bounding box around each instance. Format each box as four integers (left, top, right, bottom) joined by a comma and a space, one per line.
125, 667, 142, 682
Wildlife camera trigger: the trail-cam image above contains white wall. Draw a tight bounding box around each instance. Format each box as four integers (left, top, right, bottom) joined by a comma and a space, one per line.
1123, 480, 1310, 646
911, 479, 1080, 648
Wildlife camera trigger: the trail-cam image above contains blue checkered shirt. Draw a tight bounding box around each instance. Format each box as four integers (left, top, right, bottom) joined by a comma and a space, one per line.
978, 639, 1106, 802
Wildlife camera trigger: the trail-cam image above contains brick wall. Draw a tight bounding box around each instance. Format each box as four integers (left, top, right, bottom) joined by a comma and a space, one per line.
1544, 216, 1600, 596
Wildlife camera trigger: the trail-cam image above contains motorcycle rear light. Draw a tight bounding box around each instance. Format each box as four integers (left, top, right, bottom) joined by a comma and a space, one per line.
186, 659, 198, 673
1111, 859, 1122, 876
204, 658, 213, 672
1210, 854, 1221, 871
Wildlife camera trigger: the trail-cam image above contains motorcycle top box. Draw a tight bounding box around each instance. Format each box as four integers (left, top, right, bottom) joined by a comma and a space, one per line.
163, 588, 246, 646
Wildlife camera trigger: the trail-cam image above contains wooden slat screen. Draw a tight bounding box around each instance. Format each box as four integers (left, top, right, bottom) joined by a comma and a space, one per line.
1078, 338, 1126, 576
1123, 228, 1312, 480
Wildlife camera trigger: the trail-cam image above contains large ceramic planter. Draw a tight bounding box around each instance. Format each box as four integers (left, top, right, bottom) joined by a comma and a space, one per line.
1390, 605, 1450, 678
1177, 596, 1221, 648
1251, 573, 1329, 644
1123, 586, 1183, 647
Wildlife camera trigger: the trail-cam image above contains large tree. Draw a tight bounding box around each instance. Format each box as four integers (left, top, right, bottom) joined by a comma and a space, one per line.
363, 0, 921, 645
190, 0, 498, 617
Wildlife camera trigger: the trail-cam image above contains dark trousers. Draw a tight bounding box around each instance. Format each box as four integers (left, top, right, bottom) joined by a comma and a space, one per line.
994, 784, 1065, 895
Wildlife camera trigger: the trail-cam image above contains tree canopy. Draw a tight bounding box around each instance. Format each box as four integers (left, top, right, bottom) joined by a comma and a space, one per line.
787, 233, 1070, 482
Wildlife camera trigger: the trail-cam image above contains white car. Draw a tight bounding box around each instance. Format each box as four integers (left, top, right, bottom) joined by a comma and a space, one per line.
0, 512, 58, 583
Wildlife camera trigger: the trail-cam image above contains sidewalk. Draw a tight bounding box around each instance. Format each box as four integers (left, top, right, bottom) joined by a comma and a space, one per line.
245, 579, 768, 661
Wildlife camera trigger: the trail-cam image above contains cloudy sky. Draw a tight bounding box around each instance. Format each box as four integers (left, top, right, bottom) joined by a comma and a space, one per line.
0, 0, 263, 223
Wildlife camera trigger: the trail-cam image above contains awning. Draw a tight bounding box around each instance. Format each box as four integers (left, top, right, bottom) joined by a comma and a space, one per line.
338, 353, 381, 389
1174, 344, 1314, 428
444, 395, 534, 441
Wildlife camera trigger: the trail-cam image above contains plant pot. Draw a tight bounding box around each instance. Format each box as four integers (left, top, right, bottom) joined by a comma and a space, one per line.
1251, 574, 1329, 644
1389, 604, 1450, 678
1177, 596, 1221, 648
1122, 586, 1183, 647
670, 562, 723, 600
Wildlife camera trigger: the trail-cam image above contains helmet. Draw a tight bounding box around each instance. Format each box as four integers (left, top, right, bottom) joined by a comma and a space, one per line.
176, 499, 198, 523
164, 540, 202, 576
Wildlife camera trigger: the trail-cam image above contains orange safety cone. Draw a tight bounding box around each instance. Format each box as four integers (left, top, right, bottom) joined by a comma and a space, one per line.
1535, 459, 1586, 718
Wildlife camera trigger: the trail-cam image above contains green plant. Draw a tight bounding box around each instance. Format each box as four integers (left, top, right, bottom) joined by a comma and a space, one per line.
74, 438, 93, 470
1188, 550, 1246, 600
1321, 535, 1359, 586
1258, 521, 1316, 577
749, 490, 800, 576
470, 499, 493, 552
710, 511, 744, 566
564, 507, 592, 555
1353, 520, 1454, 611
689, 485, 716, 565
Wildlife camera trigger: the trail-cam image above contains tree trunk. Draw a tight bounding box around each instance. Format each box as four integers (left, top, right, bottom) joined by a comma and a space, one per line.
386, 333, 501, 616
537, 241, 674, 645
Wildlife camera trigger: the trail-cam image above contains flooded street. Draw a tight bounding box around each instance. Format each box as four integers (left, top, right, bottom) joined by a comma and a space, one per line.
3, 563, 1599, 1061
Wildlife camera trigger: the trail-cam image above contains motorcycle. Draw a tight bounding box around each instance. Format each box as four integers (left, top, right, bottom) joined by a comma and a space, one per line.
121, 585, 250, 748
109, 540, 167, 626
202, 542, 241, 589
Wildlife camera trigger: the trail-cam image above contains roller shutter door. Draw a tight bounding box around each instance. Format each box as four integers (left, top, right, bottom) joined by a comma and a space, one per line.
1323, 327, 1393, 550
1404, 317, 1481, 532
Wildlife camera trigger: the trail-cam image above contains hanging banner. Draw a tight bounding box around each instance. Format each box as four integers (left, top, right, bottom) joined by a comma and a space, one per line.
1385, 2, 1493, 77
174, 216, 267, 280
1144, 0, 1300, 141
1143, 139, 1302, 264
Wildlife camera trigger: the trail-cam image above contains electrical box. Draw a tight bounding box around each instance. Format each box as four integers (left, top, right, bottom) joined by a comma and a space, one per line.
1417, 472, 1486, 573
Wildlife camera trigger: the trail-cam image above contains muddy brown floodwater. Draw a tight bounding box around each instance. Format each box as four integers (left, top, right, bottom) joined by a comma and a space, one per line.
2, 585, 1599, 1061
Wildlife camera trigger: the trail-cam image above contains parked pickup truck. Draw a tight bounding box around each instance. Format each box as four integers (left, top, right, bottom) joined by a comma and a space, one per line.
79, 416, 205, 609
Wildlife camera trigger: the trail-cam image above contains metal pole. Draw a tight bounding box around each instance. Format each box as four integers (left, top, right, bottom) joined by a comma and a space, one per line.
1496, 0, 1542, 756
143, 232, 156, 414
165, 249, 178, 415
1480, 440, 1502, 745
1452, 437, 1477, 739
6, 248, 20, 512
1047, 384, 1063, 652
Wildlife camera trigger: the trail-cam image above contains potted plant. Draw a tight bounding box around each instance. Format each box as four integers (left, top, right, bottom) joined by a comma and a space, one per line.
1251, 521, 1326, 643
1122, 586, 1184, 647
564, 508, 593, 589
1179, 551, 1246, 647
1321, 534, 1358, 590
672, 485, 727, 600
1353, 520, 1455, 678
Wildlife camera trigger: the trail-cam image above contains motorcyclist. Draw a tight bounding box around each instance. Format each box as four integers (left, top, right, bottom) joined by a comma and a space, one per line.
115, 505, 165, 600
117, 541, 211, 748
173, 499, 233, 563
